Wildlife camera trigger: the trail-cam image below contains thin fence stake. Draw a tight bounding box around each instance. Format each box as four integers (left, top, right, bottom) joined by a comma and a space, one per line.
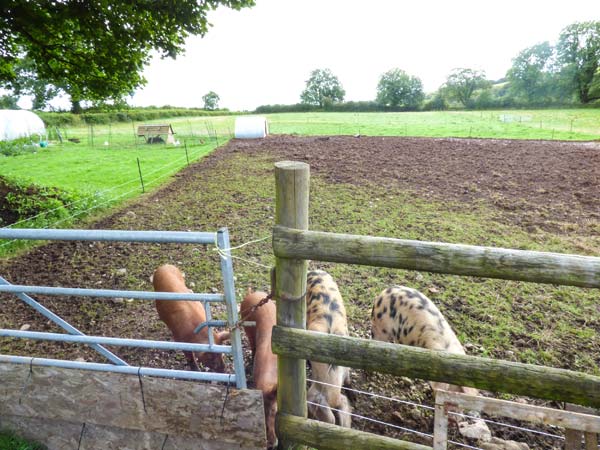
184, 141, 190, 166
132, 120, 137, 147
55, 127, 63, 144
137, 158, 145, 193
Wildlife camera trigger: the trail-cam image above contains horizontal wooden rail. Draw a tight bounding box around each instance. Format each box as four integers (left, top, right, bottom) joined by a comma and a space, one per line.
272, 226, 600, 288
276, 413, 431, 450
435, 390, 600, 433
271, 327, 600, 408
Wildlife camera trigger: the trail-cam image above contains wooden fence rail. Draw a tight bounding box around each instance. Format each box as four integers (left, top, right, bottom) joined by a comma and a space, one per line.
272, 225, 600, 288
271, 326, 600, 409
434, 391, 600, 450
277, 414, 431, 450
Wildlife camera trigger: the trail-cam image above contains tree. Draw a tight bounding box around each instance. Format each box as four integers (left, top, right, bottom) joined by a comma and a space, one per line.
0, 1, 254, 111
2, 56, 60, 110
375, 68, 424, 109
444, 68, 490, 107
0, 94, 19, 109
557, 21, 600, 103
507, 42, 555, 104
202, 91, 220, 110
300, 69, 345, 107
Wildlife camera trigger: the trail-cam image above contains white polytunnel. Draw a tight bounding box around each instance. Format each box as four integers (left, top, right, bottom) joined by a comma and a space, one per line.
234, 116, 269, 139
0, 109, 46, 141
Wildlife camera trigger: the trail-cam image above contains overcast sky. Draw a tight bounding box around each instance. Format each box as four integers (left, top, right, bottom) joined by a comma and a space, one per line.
131, 1, 598, 111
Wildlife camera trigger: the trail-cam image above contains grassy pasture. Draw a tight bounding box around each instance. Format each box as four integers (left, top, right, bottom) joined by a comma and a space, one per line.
2, 109, 599, 198
1, 140, 219, 201
0, 108, 598, 251
264, 109, 600, 140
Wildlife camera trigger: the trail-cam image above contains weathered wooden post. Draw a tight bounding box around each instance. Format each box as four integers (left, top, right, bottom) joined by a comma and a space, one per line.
274, 161, 310, 448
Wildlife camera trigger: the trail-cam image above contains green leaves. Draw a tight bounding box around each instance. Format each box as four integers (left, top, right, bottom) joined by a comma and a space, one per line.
202, 91, 220, 110
0, 0, 255, 107
376, 68, 424, 109
507, 42, 555, 104
300, 68, 346, 108
443, 68, 489, 108
557, 21, 600, 103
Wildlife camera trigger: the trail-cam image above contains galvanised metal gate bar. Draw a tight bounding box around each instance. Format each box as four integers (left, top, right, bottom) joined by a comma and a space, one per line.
0, 275, 127, 366
0, 227, 247, 388
0, 355, 235, 383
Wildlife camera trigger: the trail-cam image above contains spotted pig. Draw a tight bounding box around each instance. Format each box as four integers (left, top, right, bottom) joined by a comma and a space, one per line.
306, 270, 352, 428
371, 286, 477, 396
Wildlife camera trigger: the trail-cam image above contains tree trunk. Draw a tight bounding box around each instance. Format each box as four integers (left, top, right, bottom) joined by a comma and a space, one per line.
71, 99, 82, 114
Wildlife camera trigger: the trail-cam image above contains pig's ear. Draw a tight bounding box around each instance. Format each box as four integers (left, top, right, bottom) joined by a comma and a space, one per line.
216, 331, 230, 344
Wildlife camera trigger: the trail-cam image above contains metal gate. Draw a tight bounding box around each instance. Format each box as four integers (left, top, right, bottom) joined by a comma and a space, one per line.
0, 227, 247, 388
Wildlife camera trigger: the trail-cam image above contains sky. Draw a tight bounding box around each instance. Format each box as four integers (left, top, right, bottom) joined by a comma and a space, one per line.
28, 0, 600, 111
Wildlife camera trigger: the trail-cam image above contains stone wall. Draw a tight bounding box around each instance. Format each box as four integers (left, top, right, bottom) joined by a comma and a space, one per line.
0, 363, 266, 449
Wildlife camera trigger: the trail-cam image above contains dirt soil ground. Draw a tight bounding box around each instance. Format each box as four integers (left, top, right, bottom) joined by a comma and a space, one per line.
1, 135, 599, 449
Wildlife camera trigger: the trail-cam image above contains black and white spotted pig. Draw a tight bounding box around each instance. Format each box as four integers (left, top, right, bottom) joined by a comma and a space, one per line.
306, 270, 352, 428
371, 286, 478, 396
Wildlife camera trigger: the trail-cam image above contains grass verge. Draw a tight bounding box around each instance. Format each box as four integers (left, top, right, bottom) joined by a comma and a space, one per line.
0, 430, 45, 450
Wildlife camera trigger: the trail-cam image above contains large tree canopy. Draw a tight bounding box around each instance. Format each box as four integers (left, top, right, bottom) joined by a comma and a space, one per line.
300, 68, 345, 107
443, 68, 489, 107
0, 0, 254, 109
557, 21, 600, 103
375, 68, 424, 109
507, 42, 555, 103
7, 56, 60, 110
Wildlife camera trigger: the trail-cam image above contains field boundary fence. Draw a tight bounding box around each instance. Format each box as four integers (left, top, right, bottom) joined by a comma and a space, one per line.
0, 138, 218, 256
46, 118, 234, 150
270, 161, 600, 449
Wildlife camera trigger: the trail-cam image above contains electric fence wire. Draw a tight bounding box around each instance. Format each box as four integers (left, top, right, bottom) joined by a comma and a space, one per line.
307, 378, 566, 441
1, 140, 212, 231
0, 145, 211, 250
306, 400, 483, 450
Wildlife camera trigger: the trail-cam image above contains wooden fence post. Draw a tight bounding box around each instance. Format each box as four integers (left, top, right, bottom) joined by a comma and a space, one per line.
433, 392, 448, 450
565, 403, 599, 450
274, 161, 310, 448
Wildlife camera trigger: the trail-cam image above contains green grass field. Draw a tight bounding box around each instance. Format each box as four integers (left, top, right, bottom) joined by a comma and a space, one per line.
264, 109, 600, 140
1, 139, 219, 200
0, 108, 598, 234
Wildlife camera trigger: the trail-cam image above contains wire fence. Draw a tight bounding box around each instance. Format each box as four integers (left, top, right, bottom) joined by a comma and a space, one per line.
45, 118, 235, 149
0, 137, 222, 254
305, 376, 573, 449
